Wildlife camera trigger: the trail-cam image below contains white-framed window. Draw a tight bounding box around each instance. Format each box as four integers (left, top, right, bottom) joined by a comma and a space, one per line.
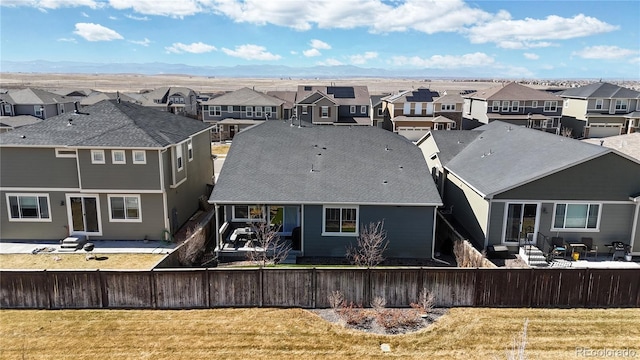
6, 193, 51, 222
232, 205, 264, 221
176, 144, 183, 171
322, 205, 358, 236
180, 97, 185, 104
4, 104, 11, 113
187, 139, 193, 161
210, 106, 221, 116
350, 105, 356, 114
302, 105, 308, 115
55, 148, 77, 158
403, 103, 411, 115
492, 101, 500, 111
321, 106, 329, 118
360, 105, 366, 114
265, 106, 272, 118
531, 101, 538, 108
595, 99, 603, 110
544, 101, 557, 112
91, 150, 105, 164
255, 106, 263, 117
511, 101, 519, 112
552, 203, 600, 230
615, 100, 628, 111
246, 106, 253, 117
34, 106, 43, 117
377, 108, 383, 116
227, 105, 233, 113
108, 195, 141, 222
501, 101, 509, 111
441, 104, 455, 111
112, 150, 126, 164
133, 150, 146, 164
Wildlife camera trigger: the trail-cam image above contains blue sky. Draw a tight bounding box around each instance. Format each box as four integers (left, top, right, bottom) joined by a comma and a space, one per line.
1, 0, 639, 79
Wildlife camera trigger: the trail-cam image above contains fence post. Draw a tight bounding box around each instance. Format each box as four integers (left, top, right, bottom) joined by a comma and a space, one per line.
582, 268, 591, 308
311, 267, 316, 309
205, 268, 211, 308
98, 270, 108, 308
151, 270, 157, 309
45, 269, 53, 310
259, 267, 264, 307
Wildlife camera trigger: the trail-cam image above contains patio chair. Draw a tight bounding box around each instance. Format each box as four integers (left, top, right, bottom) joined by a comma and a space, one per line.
610, 241, 627, 261
550, 237, 566, 259
581, 237, 598, 258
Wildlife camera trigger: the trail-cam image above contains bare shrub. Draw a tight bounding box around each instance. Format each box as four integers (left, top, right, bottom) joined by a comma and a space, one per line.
246, 222, 291, 267
371, 296, 386, 312
375, 308, 421, 333
346, 221, 388, 267
561, 127, 573, 137
337, 302, 372, 327
178, 227, 207, 266
410, 288, 435, 314
506, 319, 529, 360
328, 290, 345, 313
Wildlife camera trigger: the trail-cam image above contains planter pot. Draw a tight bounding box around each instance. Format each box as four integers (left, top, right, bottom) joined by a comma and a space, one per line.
625, 254, 632, 262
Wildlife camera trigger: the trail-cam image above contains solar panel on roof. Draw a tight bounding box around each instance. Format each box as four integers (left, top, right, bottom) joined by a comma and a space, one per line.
326, 87, 355, 98
405, 88, 439, 102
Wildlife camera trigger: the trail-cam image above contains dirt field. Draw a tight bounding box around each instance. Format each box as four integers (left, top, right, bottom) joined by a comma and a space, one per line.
0, 72, 498, 94
0, 253, 166, 269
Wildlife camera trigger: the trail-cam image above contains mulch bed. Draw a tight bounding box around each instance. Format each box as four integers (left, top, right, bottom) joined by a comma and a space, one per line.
310, 307, 448, 335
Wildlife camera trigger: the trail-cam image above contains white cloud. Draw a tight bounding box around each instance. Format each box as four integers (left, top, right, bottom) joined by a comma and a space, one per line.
290, 50, 298, 55
303, 48, 321, 57
467, 14, 618, 49
125, 14, 149, 21
73, 23, 123, 41
572, 45, 638, 60
165, 42, 217, 54
310, 39, 331, 50
318, 58, 343, 66
109, 0, 202, 18
221, 44, 281, 61
524, 53, 539, 60
391, 52, 495, 69
129, 38, 151, 47
1, 0, 102, 9
349, 51, 378, 65
81, 11, 89, 17
109, 15, 117, 20
57, 37, 77, 43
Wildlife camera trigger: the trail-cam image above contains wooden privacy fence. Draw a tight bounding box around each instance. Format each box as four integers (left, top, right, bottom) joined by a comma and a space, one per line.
1, 268, 638, 309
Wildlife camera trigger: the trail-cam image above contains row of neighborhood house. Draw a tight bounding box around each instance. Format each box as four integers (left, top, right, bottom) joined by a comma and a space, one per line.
1, 81, 639, 265
2, 81, 639, 140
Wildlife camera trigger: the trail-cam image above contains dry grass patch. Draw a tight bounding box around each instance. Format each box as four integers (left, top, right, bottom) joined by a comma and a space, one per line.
0, 253, 165, 270
211, 144, 230, 155
1, 307, 638, 359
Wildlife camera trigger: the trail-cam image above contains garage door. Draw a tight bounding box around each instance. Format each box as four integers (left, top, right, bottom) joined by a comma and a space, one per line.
587, 124, 621, 138
397, 127, 430, 141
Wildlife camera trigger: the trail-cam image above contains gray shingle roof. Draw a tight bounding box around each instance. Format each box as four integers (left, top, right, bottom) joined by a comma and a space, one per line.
4, 88, 71, 105
204, 87, 284, 106
0, 100, 212, 148
210, 121, 442, 206
420, 131, 482, 166
465, 82, 560, 101
296, 85, 370, 106
558, 82, 640, 99
442, 121, 610, 198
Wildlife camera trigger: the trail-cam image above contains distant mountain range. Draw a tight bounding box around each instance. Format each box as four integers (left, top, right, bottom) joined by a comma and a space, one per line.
0, 60, 481, 79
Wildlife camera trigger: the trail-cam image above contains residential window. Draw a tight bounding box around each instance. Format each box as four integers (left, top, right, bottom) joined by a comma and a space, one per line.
112, 150, 126, 164
265, 106, 272, 118
615, 100, 628, 111
531, 101, 538, 108
91, 150, 105, 164
441, 104, 455, 111
108, 195, 141, 222
59, 104, 65, 114
501, 101, 509, 111
233, 205, 264, 221
55, 149, 77, 158
176, 144, 183, 171
34, 105, 43, 117
187, 139, 193, 161
377, 108, 383, 117
350, 105, 356, 114
6, 194, 51, 222
210, 106, 221, 116
323, 206, 358, 235
544, 101, 557, 112
4, 104, 11, 113
256, 106, 263, 117
511, 101, 519, 112
321, 106, 329, 118
302, 106, 308, 115
227, 105, 233, 112
360, 105, 366, 114
595, 99, 603, 110
492, 101, 500, 111
133, 150, 146, 164
246, 106, 253, 117
553, 203, 600, 230
403, 103, 411, 115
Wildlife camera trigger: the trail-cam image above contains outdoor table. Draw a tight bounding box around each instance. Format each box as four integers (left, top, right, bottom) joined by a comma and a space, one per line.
566, 243, 586, 260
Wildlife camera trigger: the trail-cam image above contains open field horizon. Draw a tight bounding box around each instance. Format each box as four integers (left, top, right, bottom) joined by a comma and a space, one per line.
0, 72, 518, 94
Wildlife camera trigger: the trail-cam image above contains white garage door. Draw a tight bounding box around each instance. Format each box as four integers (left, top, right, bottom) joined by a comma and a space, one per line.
588, 124, 621, 138
397, 127, 430, 141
